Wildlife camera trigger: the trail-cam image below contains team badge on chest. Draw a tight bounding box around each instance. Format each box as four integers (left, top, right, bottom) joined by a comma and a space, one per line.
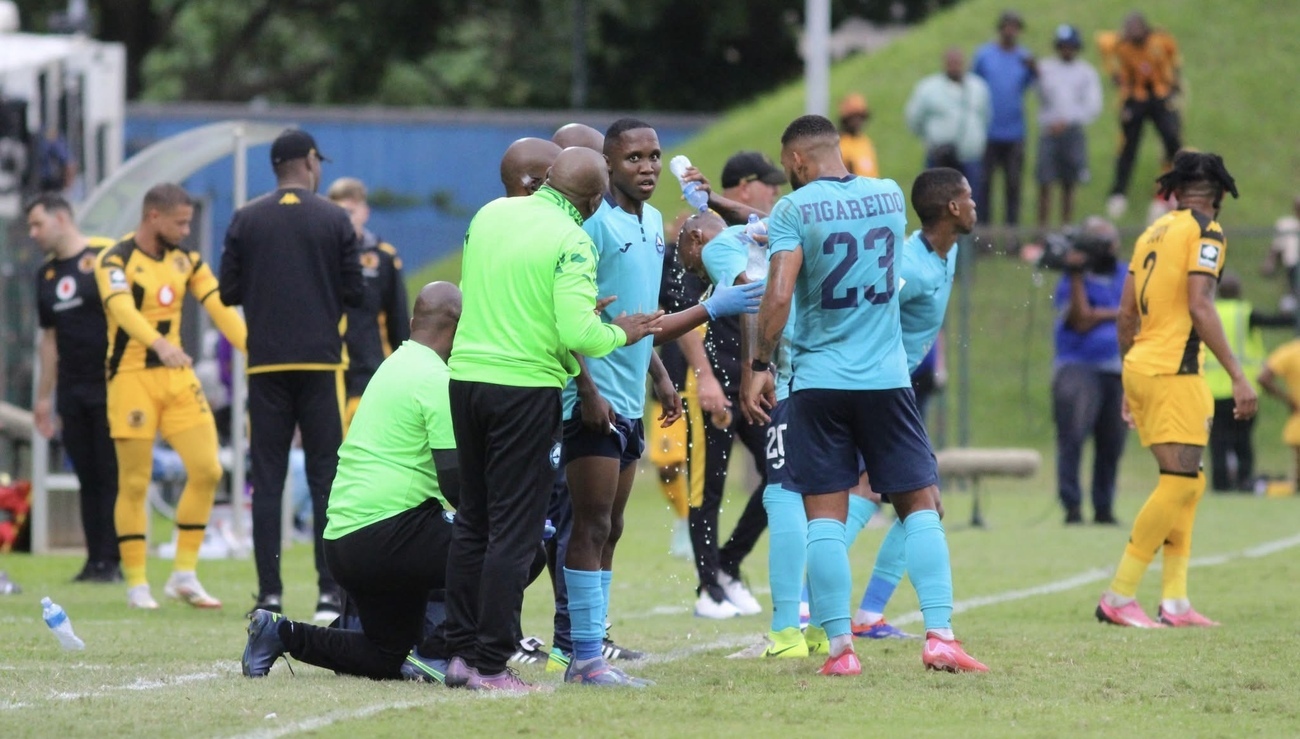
78, 254, 96, 273
157, 284, 177, 307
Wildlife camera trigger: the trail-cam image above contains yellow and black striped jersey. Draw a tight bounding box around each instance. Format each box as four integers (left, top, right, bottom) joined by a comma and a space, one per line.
95, 238, 245, 378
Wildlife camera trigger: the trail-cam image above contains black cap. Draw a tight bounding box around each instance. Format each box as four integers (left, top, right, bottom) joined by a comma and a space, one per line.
270, 128, 329, 166
721, 151, 788, 189
997, 9, 1024, 29
1054, 23, 1082, 48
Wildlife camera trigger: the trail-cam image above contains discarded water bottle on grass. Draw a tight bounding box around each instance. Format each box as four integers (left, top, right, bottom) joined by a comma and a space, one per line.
668, 155, 710, 213
41, 597, 85, 650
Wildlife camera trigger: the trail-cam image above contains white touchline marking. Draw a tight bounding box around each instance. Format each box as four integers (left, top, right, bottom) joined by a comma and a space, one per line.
0, 662, 237, 710
889, 531, 1300, 627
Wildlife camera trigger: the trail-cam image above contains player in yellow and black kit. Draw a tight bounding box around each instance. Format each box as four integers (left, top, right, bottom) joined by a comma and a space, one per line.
96, 183, 248, 610
1096, 151, 1253, 629
325, 177, 409, 432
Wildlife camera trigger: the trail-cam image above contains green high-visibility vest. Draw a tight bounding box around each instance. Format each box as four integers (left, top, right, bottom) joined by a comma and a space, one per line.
1204, 299, 1264, 399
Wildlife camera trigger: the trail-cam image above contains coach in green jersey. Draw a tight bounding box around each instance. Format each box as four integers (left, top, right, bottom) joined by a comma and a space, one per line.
243, 281, 467, 682
428, 147, 664, 692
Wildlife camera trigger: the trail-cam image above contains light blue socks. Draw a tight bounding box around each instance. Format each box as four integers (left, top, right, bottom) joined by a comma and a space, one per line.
806, 518, 851, 639
901, 510, 953, 631
762, 484, 807, 632
565, 567, 604, 660
860, 518, 906, 615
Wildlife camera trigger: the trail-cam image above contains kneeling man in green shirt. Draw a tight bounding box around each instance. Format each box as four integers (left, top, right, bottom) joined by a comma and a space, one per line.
242, 281, 472, 682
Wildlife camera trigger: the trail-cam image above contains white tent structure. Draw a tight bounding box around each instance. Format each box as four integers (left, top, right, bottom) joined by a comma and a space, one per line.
28, 121, 283, 554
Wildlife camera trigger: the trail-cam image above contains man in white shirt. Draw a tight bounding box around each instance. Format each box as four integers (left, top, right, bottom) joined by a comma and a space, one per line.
1035, 24, 1103, 228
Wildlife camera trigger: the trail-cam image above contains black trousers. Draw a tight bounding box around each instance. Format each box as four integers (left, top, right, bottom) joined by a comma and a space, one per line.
1209, 397, 1256, 492
1110, 96, 1182, 197
249, 370, 343, 597
544, 470, 574, 653
283, 498, 452, 679
688, 393, 767, 600
978, 139, 1026, 227
57, 380, 119, 564
1052, 365, 1127, 515
425, 380, 561, 676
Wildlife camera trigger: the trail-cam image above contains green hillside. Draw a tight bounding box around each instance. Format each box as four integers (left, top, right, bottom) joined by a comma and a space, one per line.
407, 0, 1300, 471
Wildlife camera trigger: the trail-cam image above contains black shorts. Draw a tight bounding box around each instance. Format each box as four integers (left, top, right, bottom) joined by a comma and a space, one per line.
1036, 124, 1089, 186
562, 403, 645, 470
785, 387, 938, 496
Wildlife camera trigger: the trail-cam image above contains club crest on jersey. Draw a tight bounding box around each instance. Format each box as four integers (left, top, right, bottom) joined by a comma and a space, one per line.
173, 254, 189, 273
360, 251, 380, 275
78, 254, 96, 273
108, 268, 128, 291
1198, 243, 1221, 269
157, 284, 177, 307
549, 442, 562, 469
127, 410, 146, 428
55, 275, 77, 301
656, 233, 665, 256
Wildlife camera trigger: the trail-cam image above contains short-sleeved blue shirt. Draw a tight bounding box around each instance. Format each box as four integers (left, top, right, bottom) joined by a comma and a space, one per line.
898, 231, 958, 372
767, 176, 910, 391
562, 195, 666, 419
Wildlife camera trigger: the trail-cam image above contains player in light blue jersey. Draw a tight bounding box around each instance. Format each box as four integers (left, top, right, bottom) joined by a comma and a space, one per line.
559, 119, 763, 688
680, 211, 824, 658
742, 116, 987, 675
845, 168, 977, 641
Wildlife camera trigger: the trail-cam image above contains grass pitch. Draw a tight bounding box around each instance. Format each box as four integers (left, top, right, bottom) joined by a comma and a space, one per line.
2, 458, 1298, 737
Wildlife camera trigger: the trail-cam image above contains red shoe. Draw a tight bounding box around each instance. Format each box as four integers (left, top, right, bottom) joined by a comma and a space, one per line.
1095, 595, 1163, 628
922, 632, 988, 673
1157, 605, 1220, 628
817, 649, 862, 676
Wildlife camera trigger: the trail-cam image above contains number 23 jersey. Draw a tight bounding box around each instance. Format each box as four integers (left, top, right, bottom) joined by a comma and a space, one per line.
767, 175, 910, 391
1125, 208, 1227, 377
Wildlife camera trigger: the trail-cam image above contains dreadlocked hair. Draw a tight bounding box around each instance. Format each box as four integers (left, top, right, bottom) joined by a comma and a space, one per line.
1155, 150, 1239, 208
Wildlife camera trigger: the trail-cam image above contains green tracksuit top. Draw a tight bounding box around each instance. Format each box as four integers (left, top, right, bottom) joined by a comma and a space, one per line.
450, 186, 627, 387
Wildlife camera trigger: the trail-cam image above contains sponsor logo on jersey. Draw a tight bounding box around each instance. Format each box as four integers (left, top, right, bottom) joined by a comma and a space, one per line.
55, 275, 77, 301
157, 284, 176, 307
549, 442, 562, 469
108, 268, 128, 291
1198, 243, 1221, 269
279, 193, 301, 205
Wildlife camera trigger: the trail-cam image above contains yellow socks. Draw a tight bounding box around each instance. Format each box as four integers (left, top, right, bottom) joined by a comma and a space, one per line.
1161, 472, 1205, 601
114, 438, 154, 587
1109, 471, 1201, 598
661, 472, 689, 519
168, 422, 222, 575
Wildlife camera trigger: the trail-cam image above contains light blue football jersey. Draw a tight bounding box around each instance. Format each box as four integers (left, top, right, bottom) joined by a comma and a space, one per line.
898, 231, 957, 372
701, 225, 798, 401
562, 195, 665, 420
766, 176, 910, 391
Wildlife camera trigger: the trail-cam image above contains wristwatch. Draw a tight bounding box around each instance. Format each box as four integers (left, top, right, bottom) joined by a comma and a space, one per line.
750, 359, 773, 373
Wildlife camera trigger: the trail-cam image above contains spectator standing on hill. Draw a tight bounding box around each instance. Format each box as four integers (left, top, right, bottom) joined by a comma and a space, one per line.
837, 93, 878, 177
906, 49, 991, 206
1035, 24, 1103, 228
1261, 196, 1300, 304
1051, 217, 1126, 526
1100, 13, 1183, 221
972, 10, 1036, 234
220, 129, 363, 622
1205, 272, 1292, 492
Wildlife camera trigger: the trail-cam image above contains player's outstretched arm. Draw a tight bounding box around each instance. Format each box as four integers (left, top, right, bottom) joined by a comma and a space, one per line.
679, 167, 767, 226
554, 236, 632, 358
1188, 273, 1257, 420
190, 261, 248, 353
651, 281, 764, 346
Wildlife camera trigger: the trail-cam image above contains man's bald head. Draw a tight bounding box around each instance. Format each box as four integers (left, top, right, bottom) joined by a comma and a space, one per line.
676, 211, 727, 278
546, 147, 609, 220
410, 281, 463, 360
500, 138, 563, 197
552, 123, 605, 152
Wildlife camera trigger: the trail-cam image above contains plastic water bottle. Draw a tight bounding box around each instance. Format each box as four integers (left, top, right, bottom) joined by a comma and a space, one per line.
41, 597, 85, 651
543, 518, 556, 540
742, 214, 769, 281
668, 155, 710, 213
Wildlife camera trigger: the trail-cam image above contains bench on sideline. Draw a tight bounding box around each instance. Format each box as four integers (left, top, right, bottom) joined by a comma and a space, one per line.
935, 447, 1042, 528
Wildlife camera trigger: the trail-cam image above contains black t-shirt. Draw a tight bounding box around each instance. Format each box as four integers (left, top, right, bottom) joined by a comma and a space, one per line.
36, 244, 109, 385
658, 240, 707, 391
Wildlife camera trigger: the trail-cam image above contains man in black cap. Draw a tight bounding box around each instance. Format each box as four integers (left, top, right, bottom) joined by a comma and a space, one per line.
220, 128, 363, 621
674, 151, 786, 618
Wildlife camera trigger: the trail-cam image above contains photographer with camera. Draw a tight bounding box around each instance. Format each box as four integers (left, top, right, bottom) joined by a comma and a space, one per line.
1046, 217, 1127, 524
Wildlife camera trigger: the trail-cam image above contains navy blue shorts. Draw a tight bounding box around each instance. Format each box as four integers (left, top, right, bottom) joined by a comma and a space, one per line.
785, 387, 938, 496
763, 399, 790, 487
562, 404, 645, 470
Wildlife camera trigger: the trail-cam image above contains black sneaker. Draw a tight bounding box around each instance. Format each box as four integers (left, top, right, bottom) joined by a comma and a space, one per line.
1094, 511, 1121, 526
1064, 507, 1083, 525
88, 561, 124, 583
248, 593, 283, 618
508, 636, 548, 666
313, 591, 341, 623
242, 609, 289, 678
601, 630, 646, 661
72, 561, 96, 582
